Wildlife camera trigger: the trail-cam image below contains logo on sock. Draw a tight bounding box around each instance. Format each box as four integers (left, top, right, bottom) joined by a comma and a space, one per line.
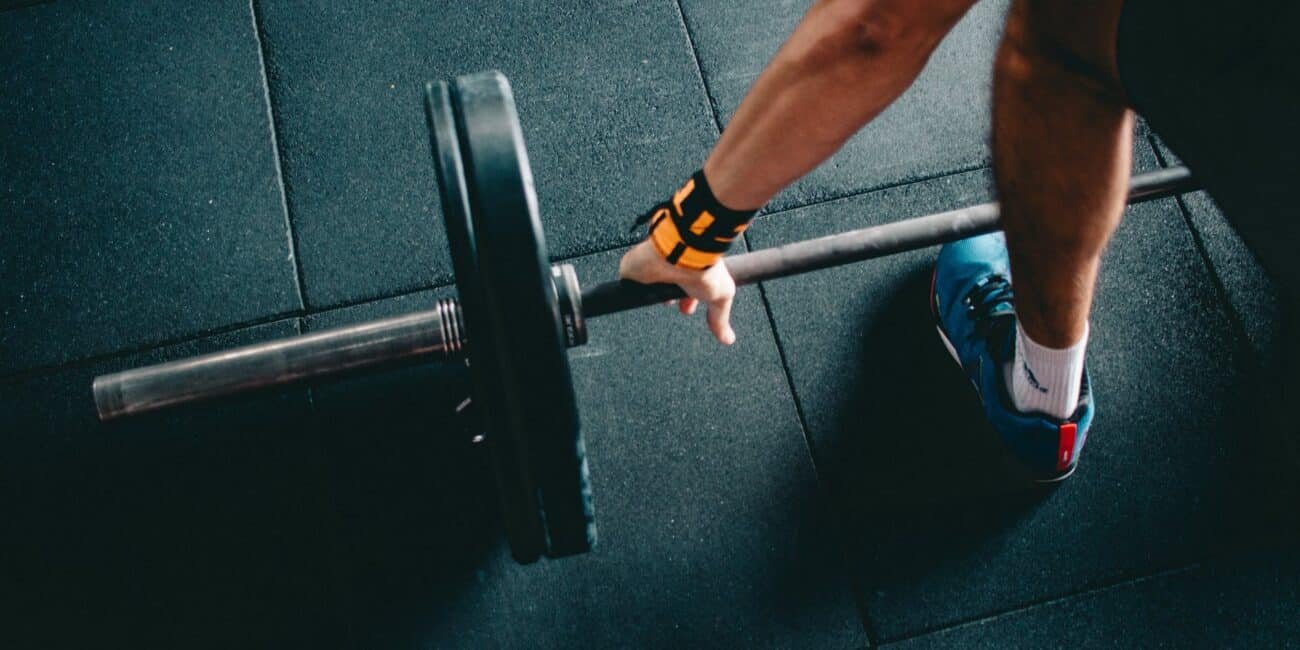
1022, 362, 1048, 393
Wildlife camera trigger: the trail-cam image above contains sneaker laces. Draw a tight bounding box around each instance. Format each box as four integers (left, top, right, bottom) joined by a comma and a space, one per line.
963, 274, 1016, 344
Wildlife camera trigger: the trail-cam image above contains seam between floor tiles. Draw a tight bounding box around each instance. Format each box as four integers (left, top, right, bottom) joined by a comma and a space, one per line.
1170, 195, 1262, 372
878, 559, 1209, 643
0, 0, 53, 12
1147, 135, 1262, 373
746, 233, 877, 645
877, 562, 1202, 646
249, 0, 309, 312
550, 163, 994, 267
0, 280, 460, 386
868, 459, 1292, 643
752, 162, 991, 225
0, 309, 301, 386
301, 279, 456, 319
670, 0, 724, 134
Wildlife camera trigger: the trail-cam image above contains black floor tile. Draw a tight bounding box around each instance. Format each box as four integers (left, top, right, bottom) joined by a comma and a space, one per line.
680, 0, 1007, 212
0, 320, 347, 650
1178, 190, 1281, 364
747, 146, 1287, 639
256, 0, 717, 308
300, 249, 867, 647
747, 169, 1005, 505
885, 545, 1300, 649
0, 1, 302, 375
1150, 137, 1281, 364
301, 288, 507, 649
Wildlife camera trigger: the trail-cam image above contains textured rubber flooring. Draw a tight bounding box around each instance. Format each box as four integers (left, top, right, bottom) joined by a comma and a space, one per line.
1, 0, 1294, 647
254, 0, 717, 308
747, 144, 1293, 641
0, 0, 301, 374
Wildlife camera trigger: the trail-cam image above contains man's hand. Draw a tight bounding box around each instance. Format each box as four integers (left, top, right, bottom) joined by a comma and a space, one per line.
618, 240, 736, 345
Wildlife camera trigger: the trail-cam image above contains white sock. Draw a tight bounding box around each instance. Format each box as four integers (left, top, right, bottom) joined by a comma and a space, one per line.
1002, 321, 1087, 420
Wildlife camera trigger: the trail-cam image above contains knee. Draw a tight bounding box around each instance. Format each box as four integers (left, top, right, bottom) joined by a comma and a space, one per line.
995, 0, 1125, 97
993, 22, 1047, 96
995, 6, 1057, 83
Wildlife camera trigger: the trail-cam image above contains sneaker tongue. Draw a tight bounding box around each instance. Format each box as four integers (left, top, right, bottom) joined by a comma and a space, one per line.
985, 313, 1018, 362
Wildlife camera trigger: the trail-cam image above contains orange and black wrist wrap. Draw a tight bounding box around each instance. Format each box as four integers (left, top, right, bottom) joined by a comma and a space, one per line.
632, 171, 757, 270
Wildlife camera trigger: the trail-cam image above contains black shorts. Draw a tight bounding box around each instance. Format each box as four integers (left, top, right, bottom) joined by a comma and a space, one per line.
1117, 0, 1300, 301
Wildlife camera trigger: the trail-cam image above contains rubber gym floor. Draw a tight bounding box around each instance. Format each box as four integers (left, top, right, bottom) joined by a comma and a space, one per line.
3, 1, 1298, 648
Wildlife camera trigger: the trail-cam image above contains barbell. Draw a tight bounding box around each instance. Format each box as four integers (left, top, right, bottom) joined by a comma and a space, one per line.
91, 70, 1198, 564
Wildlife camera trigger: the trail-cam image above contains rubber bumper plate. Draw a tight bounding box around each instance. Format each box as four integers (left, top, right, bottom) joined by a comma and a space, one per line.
424, 71, 595, 562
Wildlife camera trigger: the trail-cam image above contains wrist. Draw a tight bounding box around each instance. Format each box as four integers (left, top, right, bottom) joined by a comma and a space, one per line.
640, 170, 757, 270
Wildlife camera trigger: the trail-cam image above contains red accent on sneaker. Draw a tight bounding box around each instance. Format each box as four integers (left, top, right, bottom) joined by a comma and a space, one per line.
1057, 422, 1077, 472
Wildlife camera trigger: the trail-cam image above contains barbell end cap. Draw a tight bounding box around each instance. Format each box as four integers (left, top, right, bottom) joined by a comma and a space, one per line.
92, 374, 125, 421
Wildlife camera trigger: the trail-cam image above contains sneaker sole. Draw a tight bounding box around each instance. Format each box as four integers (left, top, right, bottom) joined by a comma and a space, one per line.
930, 269, 1077, 484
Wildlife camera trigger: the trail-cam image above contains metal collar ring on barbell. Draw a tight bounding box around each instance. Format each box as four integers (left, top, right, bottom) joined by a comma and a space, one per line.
90, 70, 1199, 564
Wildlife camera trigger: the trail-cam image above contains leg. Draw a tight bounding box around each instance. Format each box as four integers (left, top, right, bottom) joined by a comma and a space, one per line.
931, 0, 1128, 480
993, 0, 1131, 350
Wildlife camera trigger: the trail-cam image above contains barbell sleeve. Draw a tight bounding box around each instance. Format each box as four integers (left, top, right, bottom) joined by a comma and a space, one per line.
580, 166, 1196, 318
93, 299, 467, 420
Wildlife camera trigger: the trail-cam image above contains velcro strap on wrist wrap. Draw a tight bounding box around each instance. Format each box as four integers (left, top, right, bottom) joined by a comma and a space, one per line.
634, 170, 756, 270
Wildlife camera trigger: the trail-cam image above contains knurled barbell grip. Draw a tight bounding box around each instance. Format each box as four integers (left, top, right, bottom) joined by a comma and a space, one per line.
93, 299, 467, 420
580, 166, 1197, 318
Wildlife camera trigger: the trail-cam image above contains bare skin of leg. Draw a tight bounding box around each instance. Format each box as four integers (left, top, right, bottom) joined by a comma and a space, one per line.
993, 0, 1132, 348
619, 0, 977, 343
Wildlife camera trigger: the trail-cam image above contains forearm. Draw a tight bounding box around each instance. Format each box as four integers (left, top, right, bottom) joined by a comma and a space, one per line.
704, 0, 976, 210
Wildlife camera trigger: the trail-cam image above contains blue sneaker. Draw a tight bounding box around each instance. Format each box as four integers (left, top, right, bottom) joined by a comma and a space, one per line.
931, 232, 1094, 482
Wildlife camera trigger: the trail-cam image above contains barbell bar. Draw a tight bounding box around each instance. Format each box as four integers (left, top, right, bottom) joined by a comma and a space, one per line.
582, 164, 1196, 317
90, 71, 1198, 563
92, 165, 1195, 420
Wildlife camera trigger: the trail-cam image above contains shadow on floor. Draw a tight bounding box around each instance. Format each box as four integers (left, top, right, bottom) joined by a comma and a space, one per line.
804, 266, 1073, 606
819, 266, 1039, 513
3, 358, 350, 648
1215, 320, 1300, 544
309, 359, 503, 636
804, 263, 1299, 638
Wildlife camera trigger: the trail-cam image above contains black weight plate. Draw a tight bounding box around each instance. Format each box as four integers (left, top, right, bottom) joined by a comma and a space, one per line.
453, 71, 596, 558
424, 80, 546, 563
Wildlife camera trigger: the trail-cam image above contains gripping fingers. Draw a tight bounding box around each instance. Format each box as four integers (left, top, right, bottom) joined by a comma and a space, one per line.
663, 298, 697, 315
706, 295, 736, 345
